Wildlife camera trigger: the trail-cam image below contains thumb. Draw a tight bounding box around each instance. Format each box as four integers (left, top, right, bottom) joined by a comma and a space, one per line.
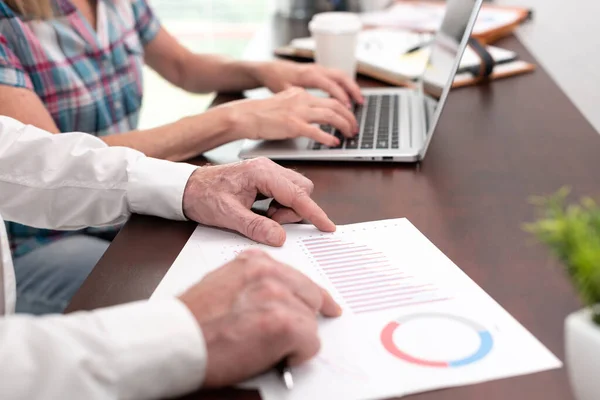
272, 81, 293, 94
228, 202, 287, 247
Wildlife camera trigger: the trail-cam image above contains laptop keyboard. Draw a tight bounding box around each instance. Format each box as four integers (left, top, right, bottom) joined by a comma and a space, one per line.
311, 94, 401, 151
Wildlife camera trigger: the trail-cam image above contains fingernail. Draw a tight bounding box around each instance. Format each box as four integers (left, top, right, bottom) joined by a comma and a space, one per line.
266, 228, 284, 246
328, 218, 337, 231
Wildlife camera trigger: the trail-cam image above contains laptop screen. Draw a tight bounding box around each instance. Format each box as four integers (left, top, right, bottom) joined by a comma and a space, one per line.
418, 0, 483, 159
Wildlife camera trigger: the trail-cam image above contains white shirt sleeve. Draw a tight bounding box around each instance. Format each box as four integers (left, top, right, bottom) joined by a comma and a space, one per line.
0, 116, 197, 228
0, 299, 207, 399
0, 116, 207, 398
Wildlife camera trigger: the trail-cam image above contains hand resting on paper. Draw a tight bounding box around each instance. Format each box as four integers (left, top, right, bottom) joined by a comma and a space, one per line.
179, 249, 342, 388
182, 157, 336, 246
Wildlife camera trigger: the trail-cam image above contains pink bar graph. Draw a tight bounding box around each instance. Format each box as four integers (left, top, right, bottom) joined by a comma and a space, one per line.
300, 236, 450, 314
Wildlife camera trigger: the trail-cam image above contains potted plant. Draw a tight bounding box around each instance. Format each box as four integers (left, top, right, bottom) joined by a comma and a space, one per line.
526, 188, 600, 400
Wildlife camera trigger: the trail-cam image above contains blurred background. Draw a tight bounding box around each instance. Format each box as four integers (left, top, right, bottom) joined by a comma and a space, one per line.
140, 0, 274, 130
142, 0, 600, 134
497, 0, 600, 134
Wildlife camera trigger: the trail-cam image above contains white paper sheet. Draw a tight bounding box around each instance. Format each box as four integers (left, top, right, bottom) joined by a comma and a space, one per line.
153, 218, 561, 400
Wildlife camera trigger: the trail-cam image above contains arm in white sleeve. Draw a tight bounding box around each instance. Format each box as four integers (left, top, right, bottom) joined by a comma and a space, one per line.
0, 116, 197, 229
0, 299, 207, 399
0, 116, 207, 398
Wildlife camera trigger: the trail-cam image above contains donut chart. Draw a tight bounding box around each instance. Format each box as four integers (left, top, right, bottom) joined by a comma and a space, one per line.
381, 313, 493, 368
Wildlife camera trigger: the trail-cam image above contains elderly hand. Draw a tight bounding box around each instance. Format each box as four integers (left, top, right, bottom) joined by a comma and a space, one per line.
179, 249, 342, 388
251, 60, 364, 108
182, 157, 335, 246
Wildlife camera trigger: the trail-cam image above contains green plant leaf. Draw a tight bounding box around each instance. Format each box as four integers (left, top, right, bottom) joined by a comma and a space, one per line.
527, 188, 600, 324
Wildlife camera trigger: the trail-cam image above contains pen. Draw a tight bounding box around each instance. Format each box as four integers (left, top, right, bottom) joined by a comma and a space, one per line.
276, 359, 294, 390
405, 40, 432, 54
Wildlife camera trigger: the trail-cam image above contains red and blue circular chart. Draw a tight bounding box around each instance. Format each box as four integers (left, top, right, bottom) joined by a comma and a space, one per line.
380, 313, 494, 368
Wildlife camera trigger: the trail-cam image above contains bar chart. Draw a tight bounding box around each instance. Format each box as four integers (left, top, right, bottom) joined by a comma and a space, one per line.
299, 236, 451, 314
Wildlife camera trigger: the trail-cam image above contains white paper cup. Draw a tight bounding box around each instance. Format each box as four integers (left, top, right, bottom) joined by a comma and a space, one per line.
309, 12, 362, 79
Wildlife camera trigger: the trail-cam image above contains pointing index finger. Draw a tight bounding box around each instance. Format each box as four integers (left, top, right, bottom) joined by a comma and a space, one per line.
289, 190, 336, 232
258, 175, 336, 233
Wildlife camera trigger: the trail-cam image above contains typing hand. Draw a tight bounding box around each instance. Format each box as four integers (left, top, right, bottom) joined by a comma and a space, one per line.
179, 249, 342, 388
250, 60, 364, 108
182, 157, 335, 246
218, 87, 358, 147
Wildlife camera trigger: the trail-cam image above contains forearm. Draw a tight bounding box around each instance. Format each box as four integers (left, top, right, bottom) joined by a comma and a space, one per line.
177, 54, 263, 94
0, 117, 195, 230
0, 299, 205, 399
102, 106, 240, 161
144, 27, 264, 94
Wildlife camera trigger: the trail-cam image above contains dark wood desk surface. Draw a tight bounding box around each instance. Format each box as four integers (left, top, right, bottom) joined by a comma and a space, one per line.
67, 15, 600, 400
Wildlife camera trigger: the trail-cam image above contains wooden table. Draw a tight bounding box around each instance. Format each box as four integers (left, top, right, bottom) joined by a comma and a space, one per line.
67, 15, 600, 400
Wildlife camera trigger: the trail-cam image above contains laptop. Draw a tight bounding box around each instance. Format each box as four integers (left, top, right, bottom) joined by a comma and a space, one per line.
239, 0, 483, 162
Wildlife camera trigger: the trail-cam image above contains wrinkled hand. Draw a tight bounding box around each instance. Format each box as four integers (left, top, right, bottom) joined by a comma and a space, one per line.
182, 157, 335, 246
252, 60, 364, 108
221, 87, 358, 147
179, 249, 342, 388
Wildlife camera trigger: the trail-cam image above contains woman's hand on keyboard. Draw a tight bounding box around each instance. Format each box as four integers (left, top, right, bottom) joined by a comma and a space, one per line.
249, 60, 364, 109
217, 87, 359, 146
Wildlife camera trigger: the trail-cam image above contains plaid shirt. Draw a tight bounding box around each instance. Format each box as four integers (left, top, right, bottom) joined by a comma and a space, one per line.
0, 0, 161, 257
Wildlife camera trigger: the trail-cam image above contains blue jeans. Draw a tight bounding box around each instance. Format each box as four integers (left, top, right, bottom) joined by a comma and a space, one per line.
13, 235, 110, 315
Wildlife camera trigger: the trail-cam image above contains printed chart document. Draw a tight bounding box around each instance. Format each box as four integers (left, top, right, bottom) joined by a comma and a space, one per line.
153, 218, 561, 400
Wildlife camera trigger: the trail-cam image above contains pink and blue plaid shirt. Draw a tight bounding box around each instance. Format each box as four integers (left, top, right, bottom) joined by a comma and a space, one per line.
0, 0, 161, 257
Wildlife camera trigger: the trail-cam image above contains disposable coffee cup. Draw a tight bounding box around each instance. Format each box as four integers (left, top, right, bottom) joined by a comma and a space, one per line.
308, 12, 362, 79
